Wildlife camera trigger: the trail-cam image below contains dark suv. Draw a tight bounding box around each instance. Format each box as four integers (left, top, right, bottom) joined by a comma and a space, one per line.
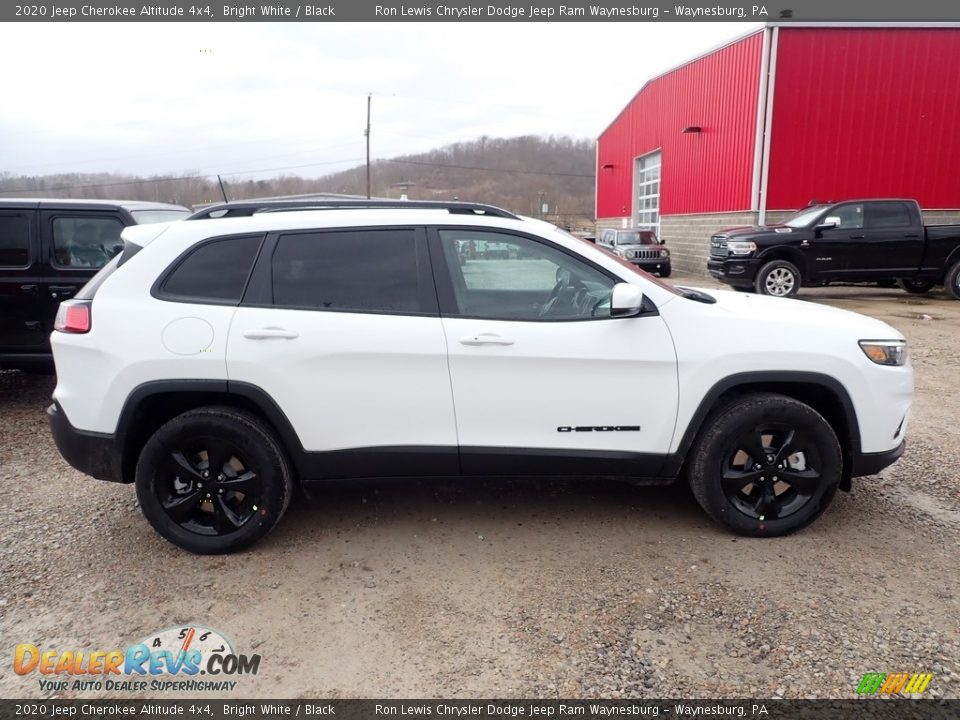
597, 228, 671, 277
0, 198, 190, 370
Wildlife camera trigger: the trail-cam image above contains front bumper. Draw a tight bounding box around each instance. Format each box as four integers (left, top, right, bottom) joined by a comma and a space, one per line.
630, 258, 670, 271
707, 258, 761, 285
851, 440, 906, 478
48, 401, 124, 483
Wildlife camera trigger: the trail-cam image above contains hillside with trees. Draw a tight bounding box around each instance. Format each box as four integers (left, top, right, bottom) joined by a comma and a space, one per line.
0, 135, 597, 230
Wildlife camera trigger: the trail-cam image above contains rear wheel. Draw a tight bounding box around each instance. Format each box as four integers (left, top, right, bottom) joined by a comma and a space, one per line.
135, 407, 293, 554
755, 260, 801, 298
687, 393, 842, 536
896, 278, 936, 294
944, 261, 960, 300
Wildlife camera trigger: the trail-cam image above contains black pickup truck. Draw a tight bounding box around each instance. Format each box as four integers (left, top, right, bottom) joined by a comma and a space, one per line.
707, 199, 960, 299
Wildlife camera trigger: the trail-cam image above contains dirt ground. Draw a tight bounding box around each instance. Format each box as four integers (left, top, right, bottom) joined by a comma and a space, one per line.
0, 275, 957, 700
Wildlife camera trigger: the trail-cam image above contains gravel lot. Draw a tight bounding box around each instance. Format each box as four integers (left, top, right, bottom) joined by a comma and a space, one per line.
1, 276, 957, 700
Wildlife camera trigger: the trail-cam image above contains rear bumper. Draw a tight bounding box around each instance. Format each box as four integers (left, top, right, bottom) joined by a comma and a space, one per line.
47, 401, 124, 483
851, 440, 906, 478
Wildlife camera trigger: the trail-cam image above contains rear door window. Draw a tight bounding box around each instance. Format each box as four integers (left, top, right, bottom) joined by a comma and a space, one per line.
0, 214, 31, 267
52, 216, 125, 269
865, 202, 913, 228
270, 228, 429, 314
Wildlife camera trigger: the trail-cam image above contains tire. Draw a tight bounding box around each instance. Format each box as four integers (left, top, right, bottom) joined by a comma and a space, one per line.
754, 260, 801, 298
943, 261, 960, 300
896, 278, 936, 294
659, 265, 672, 278
135, 407, 294, 554
687, 393, 842, 537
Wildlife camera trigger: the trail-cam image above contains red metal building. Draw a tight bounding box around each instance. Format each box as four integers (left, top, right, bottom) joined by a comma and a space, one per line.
595, 23, 960, 274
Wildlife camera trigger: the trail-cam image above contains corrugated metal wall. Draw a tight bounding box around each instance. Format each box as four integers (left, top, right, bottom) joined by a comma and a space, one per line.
596, 31, 763, 219
767, 27, 960, 210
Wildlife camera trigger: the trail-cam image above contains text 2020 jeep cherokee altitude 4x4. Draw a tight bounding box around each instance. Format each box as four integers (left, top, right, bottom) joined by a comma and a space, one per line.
48, 202, 912, 553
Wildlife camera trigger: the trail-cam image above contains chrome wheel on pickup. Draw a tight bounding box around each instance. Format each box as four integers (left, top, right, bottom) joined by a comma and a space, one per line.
755, 260, 801, 298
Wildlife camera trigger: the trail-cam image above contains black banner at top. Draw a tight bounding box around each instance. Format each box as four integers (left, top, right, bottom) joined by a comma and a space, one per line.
4, 0, 960, 22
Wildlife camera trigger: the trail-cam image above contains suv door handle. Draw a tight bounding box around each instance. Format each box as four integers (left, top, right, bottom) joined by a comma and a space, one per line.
459, 333, 515, 346
20, 284, 38, 295
850, 235, 865, 240
243, 328, 299, 340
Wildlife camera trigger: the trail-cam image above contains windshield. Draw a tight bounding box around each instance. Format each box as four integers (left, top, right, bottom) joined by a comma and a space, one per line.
615, 230, 658, 245
132, 209, 191, 224
781, 205, 828, 228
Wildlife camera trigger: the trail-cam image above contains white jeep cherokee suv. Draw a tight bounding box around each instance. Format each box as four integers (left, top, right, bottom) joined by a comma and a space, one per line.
48, 202, 912, 553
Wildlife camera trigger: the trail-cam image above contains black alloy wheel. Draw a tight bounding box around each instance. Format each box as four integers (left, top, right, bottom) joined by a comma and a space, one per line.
687, 393, 842, 536
720, 425, 824, 522
136, 407, 293, 554
158, 439, 262, 537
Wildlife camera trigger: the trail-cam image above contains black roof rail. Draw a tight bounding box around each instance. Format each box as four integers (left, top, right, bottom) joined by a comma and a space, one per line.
187, 199, 520, 220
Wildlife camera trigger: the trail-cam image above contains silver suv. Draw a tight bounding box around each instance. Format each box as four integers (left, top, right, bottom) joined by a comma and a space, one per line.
598, 228, 671, 277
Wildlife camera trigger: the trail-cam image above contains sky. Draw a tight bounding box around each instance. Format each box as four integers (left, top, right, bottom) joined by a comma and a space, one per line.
0, 22, 760, 182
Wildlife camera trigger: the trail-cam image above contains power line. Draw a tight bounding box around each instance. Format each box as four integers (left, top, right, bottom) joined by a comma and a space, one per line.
384, 158, 594, 179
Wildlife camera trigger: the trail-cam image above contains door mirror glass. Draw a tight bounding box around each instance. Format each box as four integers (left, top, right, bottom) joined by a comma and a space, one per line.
611, 283, 644, 317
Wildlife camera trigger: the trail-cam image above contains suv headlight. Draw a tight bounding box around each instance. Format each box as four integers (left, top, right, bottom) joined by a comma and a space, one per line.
859, 340, 907, 366
659, 249, 669, 258
727, 241, 757, 256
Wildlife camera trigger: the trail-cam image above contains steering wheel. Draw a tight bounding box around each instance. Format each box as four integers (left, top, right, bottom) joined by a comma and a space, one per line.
539, 269, 571, 317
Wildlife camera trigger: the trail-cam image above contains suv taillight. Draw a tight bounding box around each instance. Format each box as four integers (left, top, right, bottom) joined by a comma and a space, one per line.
54, 300, 92, 334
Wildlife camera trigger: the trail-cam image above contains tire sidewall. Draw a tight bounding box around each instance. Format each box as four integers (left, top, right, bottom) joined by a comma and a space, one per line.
755, 260, 801, 298
946, 261, 960, 300
689, 397, 841, 536
135, 411, 289, 554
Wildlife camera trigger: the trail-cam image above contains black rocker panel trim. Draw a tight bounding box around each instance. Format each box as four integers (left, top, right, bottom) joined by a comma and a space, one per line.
298, 446, 460, 481
460, 446, 673, 481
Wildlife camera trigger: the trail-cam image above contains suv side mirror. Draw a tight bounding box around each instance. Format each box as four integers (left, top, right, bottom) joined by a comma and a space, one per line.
611, 283, 644, 318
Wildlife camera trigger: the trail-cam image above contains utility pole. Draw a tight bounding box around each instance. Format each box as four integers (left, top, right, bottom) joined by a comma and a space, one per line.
365, 93, 371, 199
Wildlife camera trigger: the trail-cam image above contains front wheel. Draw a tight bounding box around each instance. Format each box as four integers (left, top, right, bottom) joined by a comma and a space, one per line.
135, 407, 293, 554
896, 278, 936, 294
658, 265, 672, 278
755, 260, 801, 298
687, 393, 842, 536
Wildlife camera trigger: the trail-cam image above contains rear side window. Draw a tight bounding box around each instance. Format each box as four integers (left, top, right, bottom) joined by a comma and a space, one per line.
865, 202, 913, 228
271, 229, 421, 313
52, 216, 125, 269
0, 214, 30, 267
159, 235, 262, 304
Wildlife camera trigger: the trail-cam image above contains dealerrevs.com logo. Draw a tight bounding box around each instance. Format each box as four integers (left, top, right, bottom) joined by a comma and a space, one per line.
14, 625, 261, 693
